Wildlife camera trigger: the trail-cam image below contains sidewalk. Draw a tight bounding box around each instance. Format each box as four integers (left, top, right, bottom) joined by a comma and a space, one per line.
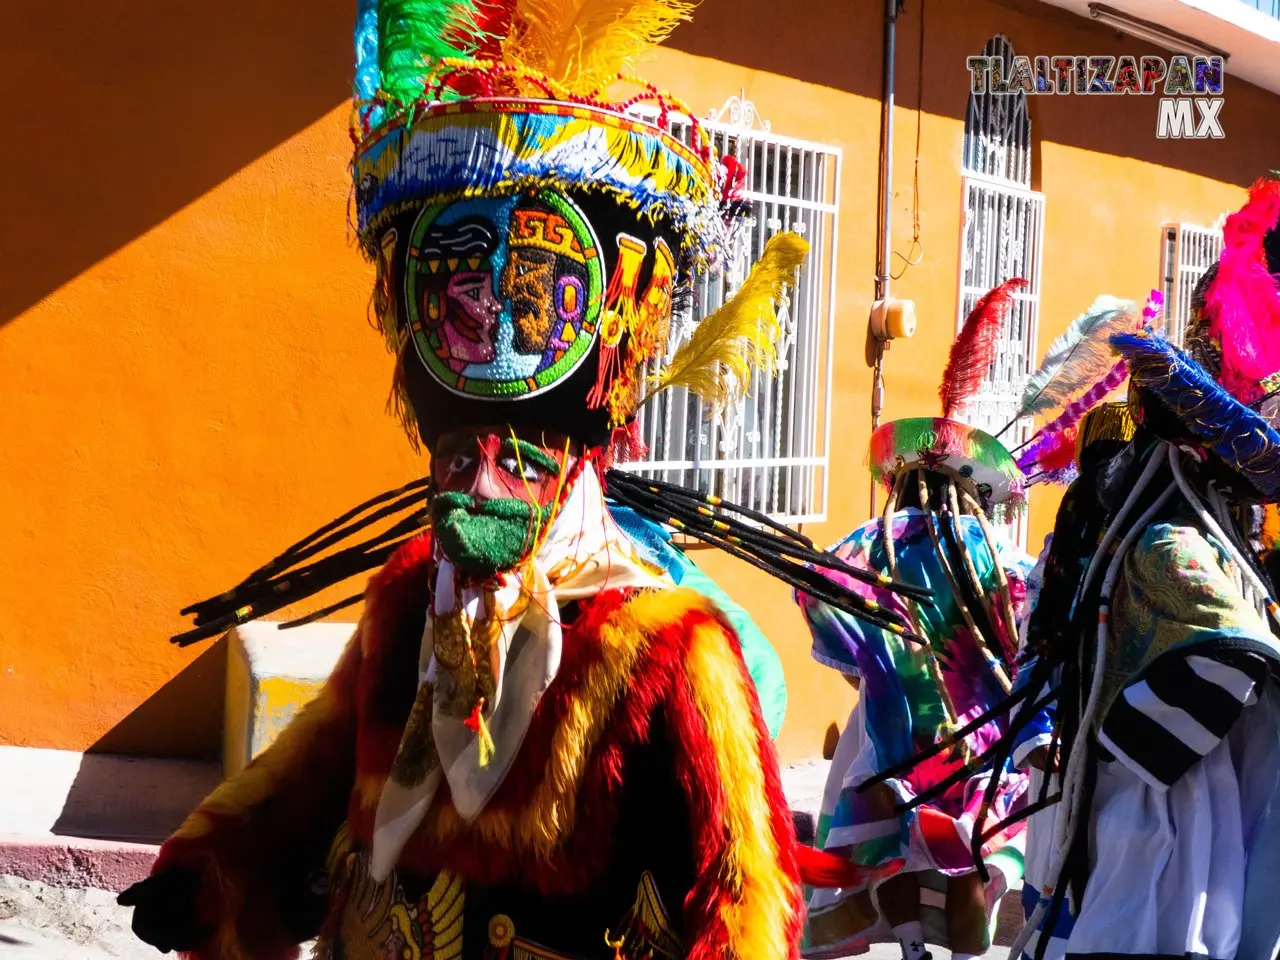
0, 751, 1021, 958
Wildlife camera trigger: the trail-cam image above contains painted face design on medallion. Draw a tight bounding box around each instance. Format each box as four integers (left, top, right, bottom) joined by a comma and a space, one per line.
404, 191, 604, 399
414, 217, 502, 374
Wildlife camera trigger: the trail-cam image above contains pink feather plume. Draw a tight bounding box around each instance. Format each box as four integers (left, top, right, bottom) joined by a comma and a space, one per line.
1205, 177, 1280, 403
1143, 289, 1163, 325
941, 278, 1028, 418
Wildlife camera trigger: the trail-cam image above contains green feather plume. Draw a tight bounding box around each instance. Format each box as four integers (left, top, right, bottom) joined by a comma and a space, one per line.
378, 0, 485, 105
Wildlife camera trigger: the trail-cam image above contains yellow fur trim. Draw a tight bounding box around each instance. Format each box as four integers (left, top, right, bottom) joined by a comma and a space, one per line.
426, 587, 714, 856
684, 621, 794, 960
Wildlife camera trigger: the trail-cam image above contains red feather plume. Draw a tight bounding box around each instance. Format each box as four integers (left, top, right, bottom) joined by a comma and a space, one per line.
441, 0, 520, 96
1035, 424, 1079, 474
469, 0, 519, 59
940, 278, 1028, 418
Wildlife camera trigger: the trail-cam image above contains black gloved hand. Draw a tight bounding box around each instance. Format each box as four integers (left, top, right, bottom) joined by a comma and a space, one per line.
118, 868, 215, 954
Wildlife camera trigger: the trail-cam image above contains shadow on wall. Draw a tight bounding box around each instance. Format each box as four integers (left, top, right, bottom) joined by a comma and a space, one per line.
4, 0, 1271, 335
49, 641, 227, 842
0, 0, 354, 330
87, 638, 228, 760
666, 0, 1274, 189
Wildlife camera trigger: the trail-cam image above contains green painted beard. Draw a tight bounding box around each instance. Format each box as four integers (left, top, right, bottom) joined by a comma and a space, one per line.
431, 492, 555, 578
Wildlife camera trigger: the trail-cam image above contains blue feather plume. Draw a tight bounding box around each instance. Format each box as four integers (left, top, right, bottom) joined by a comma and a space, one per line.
354, 0, 383, 125
1113, 330, 1280, 498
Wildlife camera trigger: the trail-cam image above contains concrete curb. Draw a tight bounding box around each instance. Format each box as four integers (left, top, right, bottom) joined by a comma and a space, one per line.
0, 835, 157, 893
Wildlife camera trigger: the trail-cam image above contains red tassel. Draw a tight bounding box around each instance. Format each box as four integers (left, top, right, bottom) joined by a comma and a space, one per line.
940, 278, 1028, 418
616, 420, 648, 463
464, 701, 484, 733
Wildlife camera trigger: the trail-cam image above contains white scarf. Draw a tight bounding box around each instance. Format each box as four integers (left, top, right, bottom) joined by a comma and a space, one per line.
370, 462, 670, 879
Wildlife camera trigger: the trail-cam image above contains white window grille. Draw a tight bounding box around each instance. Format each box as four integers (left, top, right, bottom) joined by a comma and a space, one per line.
1160, 222, 1223, 345
615, 95, 840, 524
956, 35, 1045, 549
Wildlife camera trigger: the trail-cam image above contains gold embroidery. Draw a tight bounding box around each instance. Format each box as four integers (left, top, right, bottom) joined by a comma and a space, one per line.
313, 827, 465, 960
482, 873, 679, 960
607, 872, 681, 960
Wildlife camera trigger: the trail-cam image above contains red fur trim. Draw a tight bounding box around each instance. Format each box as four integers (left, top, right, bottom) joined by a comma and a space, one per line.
155, 634, 365, 960
940, 278, 1028, 417
720, 610, 804, 960
664, 607, 803, 960
664, 630, 733, 960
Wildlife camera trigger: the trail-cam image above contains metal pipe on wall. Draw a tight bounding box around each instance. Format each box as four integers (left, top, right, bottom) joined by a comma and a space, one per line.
870, 0, 901, 517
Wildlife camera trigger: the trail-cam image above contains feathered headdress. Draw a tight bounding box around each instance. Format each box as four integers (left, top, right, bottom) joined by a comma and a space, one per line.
648, 232, 809, 409
1202, 176, 1280, 404
1114, 329, 1280, 499
500, 0, 696, 95
1007, 291, 1151, 486
869, 279, 1032, 514
1011, 295, 1138, 425
350, 0, 809, 451
940, 278, 1027, 418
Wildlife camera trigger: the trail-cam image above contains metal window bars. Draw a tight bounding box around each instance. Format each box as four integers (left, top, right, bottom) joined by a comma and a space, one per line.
1160, 222, 1224, 346
963, 35, 1032, 190
615, 96, 841, 525
956, 36, 1044, 550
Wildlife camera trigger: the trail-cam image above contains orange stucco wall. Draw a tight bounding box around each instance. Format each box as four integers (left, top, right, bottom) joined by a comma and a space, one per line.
3, 0, 1277, 763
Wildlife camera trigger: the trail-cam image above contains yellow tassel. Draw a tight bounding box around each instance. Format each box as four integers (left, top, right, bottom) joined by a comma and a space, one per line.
476, 713, 496, 768
649, 231, 809, 409
502, 0, 697, 95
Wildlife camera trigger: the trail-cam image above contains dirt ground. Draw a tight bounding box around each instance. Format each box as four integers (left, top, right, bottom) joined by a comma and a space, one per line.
0, 876, 320, 960
0, 874, 151, 959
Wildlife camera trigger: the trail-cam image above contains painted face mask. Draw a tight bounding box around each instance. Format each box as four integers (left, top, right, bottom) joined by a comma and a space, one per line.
430, 427, 574, 578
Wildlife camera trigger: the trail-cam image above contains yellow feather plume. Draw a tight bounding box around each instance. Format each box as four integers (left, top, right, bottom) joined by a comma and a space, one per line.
502, 0, 697, 95
648, 231, 809, 409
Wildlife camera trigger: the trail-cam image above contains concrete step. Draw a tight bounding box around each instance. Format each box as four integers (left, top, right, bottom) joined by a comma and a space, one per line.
0, 746, 220, 845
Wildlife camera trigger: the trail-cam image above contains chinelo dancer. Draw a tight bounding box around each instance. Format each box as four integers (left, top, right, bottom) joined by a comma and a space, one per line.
798, 280, 1038, 960
113, 2, 922, 958
993, 176, 1280, 960
798, 282, 1151, 960
1009, 398, 1138, 960
1000, 290, 1158, 960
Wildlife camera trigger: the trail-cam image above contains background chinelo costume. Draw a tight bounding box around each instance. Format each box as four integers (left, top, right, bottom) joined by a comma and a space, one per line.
996, 177, 1280, 960
797, 281, 1038, 960
1010, 399, 1138, 960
